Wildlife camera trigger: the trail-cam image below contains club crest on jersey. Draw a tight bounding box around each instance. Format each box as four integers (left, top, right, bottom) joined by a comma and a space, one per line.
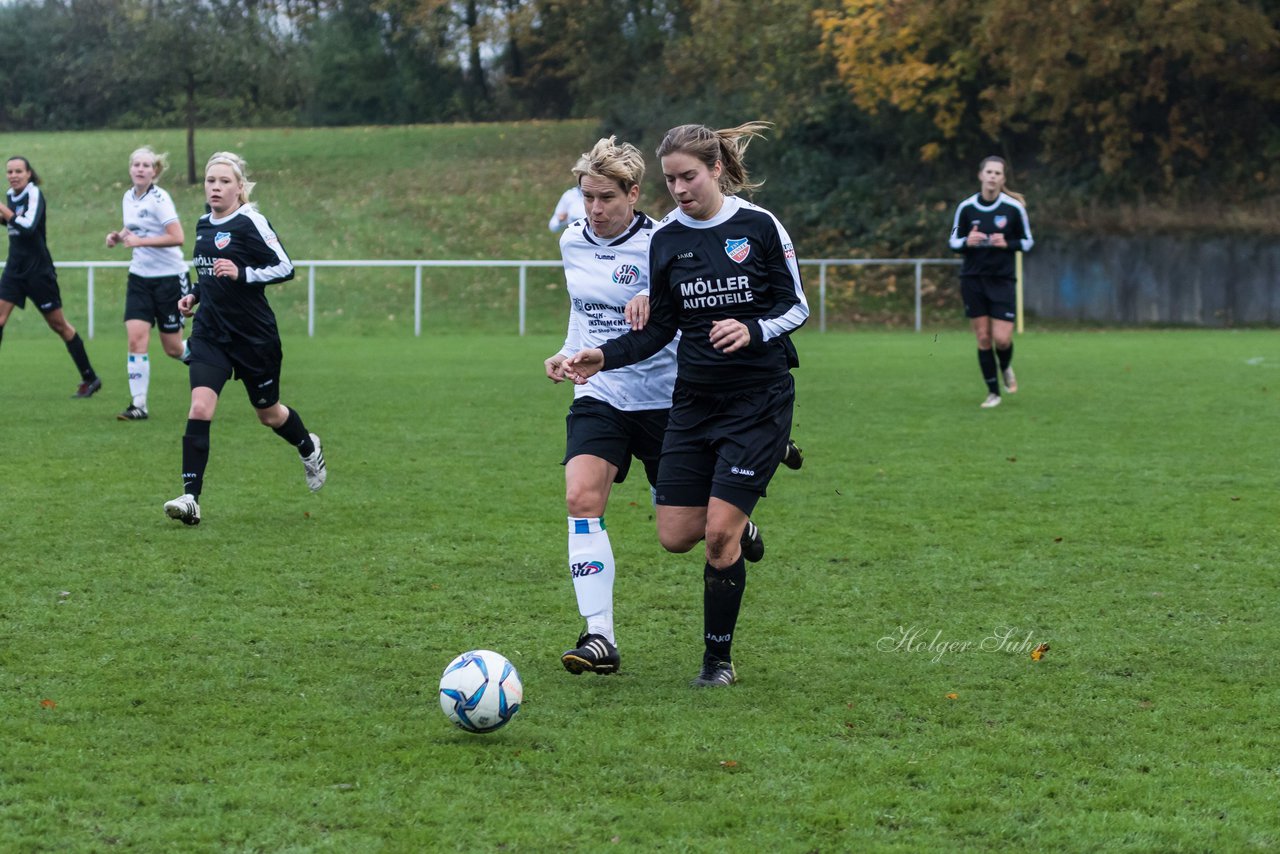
725, 237, 751, 264
214, 231, 232, 250
613, 264, 640, 286
994, 215, 1008, 229
572, 297, 584, 312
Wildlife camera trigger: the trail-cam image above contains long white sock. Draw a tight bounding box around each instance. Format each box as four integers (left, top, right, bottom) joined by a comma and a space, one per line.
568, 516, 616, 644
128, 352, 150, 408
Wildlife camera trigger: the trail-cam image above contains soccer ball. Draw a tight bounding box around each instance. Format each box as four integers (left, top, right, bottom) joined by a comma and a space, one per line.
438, 649, 523, 733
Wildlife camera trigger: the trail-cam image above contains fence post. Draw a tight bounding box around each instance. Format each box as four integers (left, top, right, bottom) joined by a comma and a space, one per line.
915, 261, 923, 332
819, 262, 827, 333
519, 264, 527, 336
87, 266, 95, 340
307, 265, 315, 338
414, 265, 423, 338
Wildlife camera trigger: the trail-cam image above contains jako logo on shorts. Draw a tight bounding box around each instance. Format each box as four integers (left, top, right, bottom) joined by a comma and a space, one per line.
724, 238, 751, 263
613, 264, 640, 286
571, 560, 605, 578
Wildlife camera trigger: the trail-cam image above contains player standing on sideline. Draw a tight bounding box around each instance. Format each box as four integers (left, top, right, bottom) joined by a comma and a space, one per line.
544, 136, 675, 676
547, 185, 586, 233
163, 152, 325, 526
948, 156, 1034, 409
0, 156, 103, 397
565, 122, 809, 688
106, 147, 189, 420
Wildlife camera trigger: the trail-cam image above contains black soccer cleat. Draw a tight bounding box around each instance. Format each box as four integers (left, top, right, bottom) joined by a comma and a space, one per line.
740, 520, 765, 563
561, 633, 620, 675
117, 403, 148, 421
72, 377, 102, 399
690, 656, 737, 688
781, 438, 804, 470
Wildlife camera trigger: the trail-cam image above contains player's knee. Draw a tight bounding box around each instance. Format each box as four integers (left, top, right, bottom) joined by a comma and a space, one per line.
658, 528, 699, 554
564, 485, 605, 518
255, 404, 285, 427
703, 528, 739, 564
161, 339, 184, 359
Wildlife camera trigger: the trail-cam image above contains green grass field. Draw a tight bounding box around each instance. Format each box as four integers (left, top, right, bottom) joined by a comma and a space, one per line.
2, 326, 1277, 852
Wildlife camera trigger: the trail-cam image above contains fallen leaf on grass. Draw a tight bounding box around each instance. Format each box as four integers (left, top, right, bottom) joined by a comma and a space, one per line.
719, 760, 738, 769
945, 693, 958, 700
1031, 643, 1050, 661
40, 699, 57, 709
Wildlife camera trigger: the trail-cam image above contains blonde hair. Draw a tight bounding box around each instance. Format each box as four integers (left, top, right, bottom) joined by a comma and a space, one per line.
130, 146, 169, 182
656, 121, 772, 194
572, 136, 646, 193
205, 151, 256, 207
979, 155, 1026, 206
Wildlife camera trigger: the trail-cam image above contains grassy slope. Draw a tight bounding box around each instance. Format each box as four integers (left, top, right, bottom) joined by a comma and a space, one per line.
1, 327, 1278, 852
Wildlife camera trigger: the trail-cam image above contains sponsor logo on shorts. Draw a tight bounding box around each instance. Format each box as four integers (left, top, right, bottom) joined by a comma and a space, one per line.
730, 466, 756, 476
677, 251, 693, 260
724, 238, 751, 263
214, 232, 231, 250
571, 560, 605, 578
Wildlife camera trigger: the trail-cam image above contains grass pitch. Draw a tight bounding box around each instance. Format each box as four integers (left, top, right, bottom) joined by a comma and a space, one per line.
1, 327, 1278, 852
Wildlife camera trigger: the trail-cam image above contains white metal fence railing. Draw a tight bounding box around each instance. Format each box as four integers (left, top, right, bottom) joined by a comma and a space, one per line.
56, 258, 963, 339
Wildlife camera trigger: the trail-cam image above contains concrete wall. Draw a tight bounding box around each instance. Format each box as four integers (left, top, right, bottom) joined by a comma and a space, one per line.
1024, 237, 1280, 325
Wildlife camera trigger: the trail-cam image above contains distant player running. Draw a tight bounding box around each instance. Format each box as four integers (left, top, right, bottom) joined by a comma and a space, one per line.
0, 156, 102, 398
106, 146, 189, 421
163, 151, 325, 526
566, 122, 809, 688
948, 156, 1034, 408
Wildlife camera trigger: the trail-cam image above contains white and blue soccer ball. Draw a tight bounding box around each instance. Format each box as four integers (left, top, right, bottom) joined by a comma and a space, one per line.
438, 649, 523, 733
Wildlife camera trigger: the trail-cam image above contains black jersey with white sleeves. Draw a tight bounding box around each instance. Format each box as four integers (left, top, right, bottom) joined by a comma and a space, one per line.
599, 196, 809, 394
4, 183, 54, 279
190, 205, 294, 346
949, 192, 1033, 280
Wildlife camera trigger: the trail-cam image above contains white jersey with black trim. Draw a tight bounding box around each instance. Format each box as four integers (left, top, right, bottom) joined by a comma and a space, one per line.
121, 185, 187, 277
556, 212, 676, 411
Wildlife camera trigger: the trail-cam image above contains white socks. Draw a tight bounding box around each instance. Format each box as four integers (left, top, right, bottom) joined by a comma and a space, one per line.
568, 516, 616, 644
128, 352, 150, 409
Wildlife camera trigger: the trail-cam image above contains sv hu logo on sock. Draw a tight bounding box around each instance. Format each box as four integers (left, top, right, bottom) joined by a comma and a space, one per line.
571, 560, 605, 578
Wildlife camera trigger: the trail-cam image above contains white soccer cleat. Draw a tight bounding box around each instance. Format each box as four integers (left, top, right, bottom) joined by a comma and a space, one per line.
980, 393, 1002, 409
302, 432, 327, 492
164, 493, 201, 526
1003, 367, 1018, 394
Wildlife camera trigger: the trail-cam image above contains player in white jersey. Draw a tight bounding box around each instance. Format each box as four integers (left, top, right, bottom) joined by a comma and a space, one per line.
106, 147, 189, 420
543, 136, 677, 676
547, 185, 586, 233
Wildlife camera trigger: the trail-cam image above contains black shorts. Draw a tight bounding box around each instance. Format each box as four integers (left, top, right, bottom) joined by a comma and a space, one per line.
187, 335, 283, 409
655, 375, 794, 516
124, 272, 190, 333
961, 276, 1016, 321
563, 396, 668, 488
0, 269, 61, 314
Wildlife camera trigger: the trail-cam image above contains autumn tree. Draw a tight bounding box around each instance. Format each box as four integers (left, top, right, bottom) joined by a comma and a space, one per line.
816, 0, 1280, 187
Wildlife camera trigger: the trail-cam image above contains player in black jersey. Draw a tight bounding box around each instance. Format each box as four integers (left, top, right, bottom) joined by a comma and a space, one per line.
566, 122, 810, 687
948, 156, 1034, 408
162, 152, 325, 526
0, 156, 102, 398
